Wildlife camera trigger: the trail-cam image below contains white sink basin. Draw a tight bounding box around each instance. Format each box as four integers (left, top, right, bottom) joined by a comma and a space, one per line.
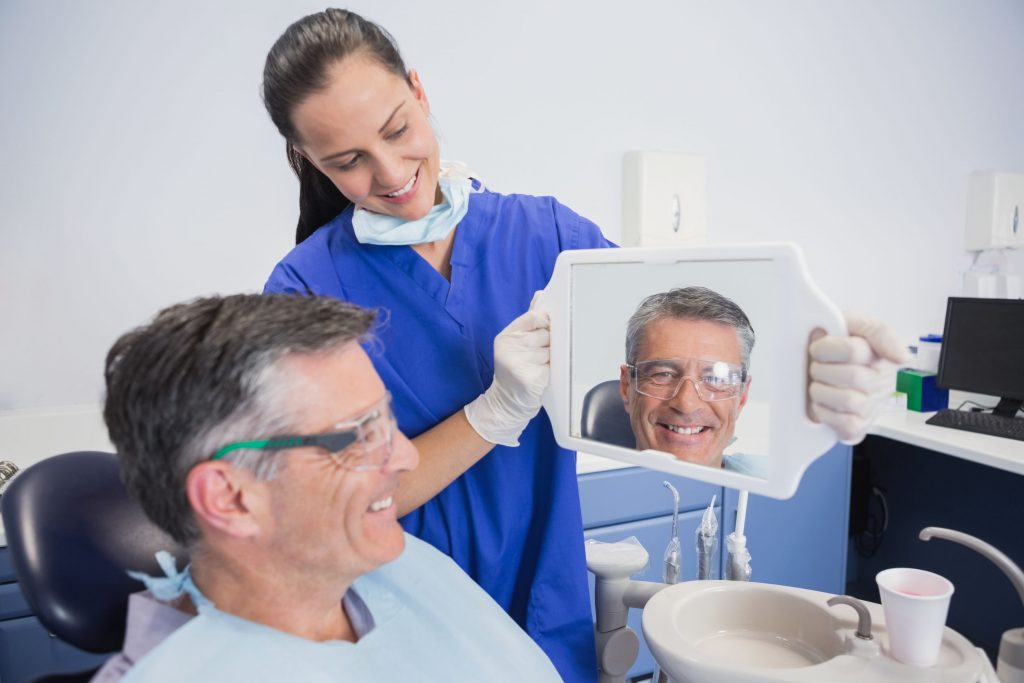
643, 581, 984, 683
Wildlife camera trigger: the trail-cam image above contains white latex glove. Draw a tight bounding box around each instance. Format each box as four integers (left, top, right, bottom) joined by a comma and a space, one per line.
464, 294, 550, 447
809, 313, 909, 445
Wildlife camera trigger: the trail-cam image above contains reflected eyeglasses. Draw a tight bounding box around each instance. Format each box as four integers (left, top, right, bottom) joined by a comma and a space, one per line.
628, 358, 747, 402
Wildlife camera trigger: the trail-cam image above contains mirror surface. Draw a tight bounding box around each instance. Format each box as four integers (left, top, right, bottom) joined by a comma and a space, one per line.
571, 260, 776, 478
541, 243, 845, 499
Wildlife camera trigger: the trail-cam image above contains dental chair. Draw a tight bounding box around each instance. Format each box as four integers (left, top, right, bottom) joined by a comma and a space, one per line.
580, 380, 636, 449
1, 451, 187, 682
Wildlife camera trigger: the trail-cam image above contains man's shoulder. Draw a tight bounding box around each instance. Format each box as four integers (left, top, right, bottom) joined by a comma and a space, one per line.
123, 609, 305, 682
353, 533, 497, 622
362, 533, 466, 586
124, 536, 562, 682
120, 614, 226, 682
722, 452, 768, 477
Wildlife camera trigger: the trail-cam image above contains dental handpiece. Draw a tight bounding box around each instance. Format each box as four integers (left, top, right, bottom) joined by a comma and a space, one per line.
663, 481, 682, 584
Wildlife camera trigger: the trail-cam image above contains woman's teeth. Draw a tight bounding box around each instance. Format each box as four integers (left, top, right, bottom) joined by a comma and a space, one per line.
664, 424, 705, 435
386, 173, 417, 198
369, 496, 393, 512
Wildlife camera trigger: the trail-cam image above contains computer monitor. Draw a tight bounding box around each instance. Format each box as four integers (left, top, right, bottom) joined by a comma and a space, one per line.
937, 297, 1024, 418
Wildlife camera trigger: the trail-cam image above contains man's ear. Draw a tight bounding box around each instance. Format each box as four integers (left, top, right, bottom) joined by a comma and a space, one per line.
619, 364, 632, 409
186, 462, 264, 539
738, 376, 752, 412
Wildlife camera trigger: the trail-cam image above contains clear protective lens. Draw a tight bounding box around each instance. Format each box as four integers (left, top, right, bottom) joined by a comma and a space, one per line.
210, 393, 397, 468
330, 396, 395, 471
632, 358, 745, 402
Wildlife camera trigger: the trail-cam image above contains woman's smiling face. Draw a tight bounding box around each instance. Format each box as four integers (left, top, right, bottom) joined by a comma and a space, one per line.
290, 55, 441, 221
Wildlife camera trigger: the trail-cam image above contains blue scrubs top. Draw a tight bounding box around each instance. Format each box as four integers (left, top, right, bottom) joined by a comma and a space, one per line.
265, 189, 613, 682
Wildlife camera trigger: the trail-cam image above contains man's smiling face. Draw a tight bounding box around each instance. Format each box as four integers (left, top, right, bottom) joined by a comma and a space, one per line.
620, 317, 749, 468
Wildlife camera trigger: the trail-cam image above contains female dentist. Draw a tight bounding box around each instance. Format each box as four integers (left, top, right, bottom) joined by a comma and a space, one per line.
260, 9, 905, 682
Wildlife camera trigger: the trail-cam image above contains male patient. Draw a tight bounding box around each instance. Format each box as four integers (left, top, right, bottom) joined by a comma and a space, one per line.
100, 294, 561, 681
619, 286, 757, 472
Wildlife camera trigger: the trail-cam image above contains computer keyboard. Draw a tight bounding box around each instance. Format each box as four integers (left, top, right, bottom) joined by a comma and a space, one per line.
926, 409, 1024, 442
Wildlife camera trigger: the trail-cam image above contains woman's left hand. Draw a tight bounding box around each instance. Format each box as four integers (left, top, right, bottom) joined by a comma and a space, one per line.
465, 298, 550, 448
808, 313, 909, 444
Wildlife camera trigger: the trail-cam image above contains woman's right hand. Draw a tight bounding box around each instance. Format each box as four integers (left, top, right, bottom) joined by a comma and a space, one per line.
465, 299, 550, 447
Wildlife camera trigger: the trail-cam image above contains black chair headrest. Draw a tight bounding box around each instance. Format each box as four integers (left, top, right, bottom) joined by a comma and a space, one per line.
580, 380, 636, 449
1, 451, 187, 654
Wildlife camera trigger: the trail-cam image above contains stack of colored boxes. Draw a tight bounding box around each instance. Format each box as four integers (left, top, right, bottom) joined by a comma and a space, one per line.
896, 369, 949, 412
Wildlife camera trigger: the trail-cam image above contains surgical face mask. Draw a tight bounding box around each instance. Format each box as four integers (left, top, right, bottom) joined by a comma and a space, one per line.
352, 161, 480, 246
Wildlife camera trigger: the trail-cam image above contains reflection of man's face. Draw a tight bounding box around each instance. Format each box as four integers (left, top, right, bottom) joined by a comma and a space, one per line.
619, 317, 750, 468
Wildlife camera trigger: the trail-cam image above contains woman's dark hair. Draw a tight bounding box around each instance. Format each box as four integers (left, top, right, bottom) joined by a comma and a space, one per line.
262, 9, 410, 244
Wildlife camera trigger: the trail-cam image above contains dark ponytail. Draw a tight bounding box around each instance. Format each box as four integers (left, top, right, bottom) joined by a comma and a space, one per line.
287, 143, 350, 244
263, 9, 410, 244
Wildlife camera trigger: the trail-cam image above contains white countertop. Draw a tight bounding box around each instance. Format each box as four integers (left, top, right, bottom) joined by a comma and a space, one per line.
576, 451, 633, 475
869, 409, 1024, 476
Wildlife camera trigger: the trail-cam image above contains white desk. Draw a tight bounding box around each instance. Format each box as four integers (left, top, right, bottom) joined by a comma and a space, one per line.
869, 410, 1024, 476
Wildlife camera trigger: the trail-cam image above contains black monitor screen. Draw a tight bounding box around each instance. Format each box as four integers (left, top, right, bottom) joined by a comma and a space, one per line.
937, 297, 1024, 400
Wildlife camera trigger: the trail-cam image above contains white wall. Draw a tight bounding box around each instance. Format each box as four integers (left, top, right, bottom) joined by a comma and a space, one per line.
3, 0, 1023, 411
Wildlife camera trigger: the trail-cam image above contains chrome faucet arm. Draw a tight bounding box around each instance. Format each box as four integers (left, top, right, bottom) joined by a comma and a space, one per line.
920, 526, 1024, 608
826, 595, 873, 640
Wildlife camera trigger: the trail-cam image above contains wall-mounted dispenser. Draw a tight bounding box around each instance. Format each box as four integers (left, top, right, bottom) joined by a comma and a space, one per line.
965, 171, 1024, 251
621, 151, 707, 247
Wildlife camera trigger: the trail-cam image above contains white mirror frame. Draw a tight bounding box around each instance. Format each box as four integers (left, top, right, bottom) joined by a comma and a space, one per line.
540, 242, 847, 499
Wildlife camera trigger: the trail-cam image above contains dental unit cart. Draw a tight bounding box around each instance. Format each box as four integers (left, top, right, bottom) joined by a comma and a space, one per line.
588, 528, 1007, 683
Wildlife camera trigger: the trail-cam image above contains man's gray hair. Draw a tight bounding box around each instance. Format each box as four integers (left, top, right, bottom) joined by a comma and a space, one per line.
104, 294, 377, 548
625, 286, 755, 367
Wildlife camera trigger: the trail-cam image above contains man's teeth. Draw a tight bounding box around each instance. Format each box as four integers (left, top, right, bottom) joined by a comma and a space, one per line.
386, 173, 417, 197
369, 496, 393, 512
664, 424, 705, 435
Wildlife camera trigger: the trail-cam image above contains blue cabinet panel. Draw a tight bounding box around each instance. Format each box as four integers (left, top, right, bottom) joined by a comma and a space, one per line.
584, 508, 713, 679
0, 582, 32, 621
0, 549, 15, 583
0, 616, 107, 683
849, 436, 1024, 661
578, 466, 719, 529
721, 443, 851, 593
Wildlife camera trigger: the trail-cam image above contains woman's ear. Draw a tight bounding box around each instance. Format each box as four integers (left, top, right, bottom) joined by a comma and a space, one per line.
186, 462, 265, 539
407, 68, 431, 115
290, 141, 313, 166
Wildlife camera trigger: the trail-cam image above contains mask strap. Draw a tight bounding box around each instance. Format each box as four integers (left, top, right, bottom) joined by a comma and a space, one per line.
440, 159, 486, 193
127, 550, 212, 608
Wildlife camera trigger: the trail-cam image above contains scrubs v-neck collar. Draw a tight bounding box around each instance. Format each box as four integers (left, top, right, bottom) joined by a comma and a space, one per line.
376, 195, 480, 327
